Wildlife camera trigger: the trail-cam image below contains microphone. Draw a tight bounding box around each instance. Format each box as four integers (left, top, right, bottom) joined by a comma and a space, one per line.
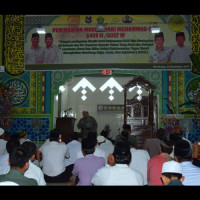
118, 128, 120, 135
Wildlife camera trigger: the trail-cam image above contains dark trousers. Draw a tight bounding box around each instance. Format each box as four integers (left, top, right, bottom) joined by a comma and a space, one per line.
44, 164, 74, 183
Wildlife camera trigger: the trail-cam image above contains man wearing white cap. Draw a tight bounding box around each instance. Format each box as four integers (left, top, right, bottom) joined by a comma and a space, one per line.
160, 160, 184, 186
97, 135, 114, 164
0, 128, 7, 156
77, 110, 98, 139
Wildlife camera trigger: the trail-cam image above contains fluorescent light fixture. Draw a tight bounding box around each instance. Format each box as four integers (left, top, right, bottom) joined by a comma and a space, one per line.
137, 95, 142, 101
59, 85, 65, 92
96, 23, 105, 32
109, 95, 114, 101
81, 95, 87, 101
129, 86, 136, 92
36, 28, 46, 34
151, 26, 160, 33
109, 89, 114, 95
100, 77, 123, 92
81, 89, 87, 95
72, 78, 96, 92
137, 89, 142, 95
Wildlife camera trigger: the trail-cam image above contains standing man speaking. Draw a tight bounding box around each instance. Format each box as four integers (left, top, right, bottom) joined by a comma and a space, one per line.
77, 110, 98, 139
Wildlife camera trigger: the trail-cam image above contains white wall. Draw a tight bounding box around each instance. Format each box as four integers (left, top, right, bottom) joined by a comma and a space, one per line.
56, 76, 149, 140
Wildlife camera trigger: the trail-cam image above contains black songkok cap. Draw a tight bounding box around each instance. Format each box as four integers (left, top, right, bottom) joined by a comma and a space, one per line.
32, 33, 39, 38
176, 32, 185, 38
174, 139, 192, 159
155, 32, 164, 39
45, 33, 53, 39
114, 141, 131, 157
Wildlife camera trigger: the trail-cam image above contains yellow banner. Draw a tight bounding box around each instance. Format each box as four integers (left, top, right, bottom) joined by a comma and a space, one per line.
25, 15, 192, 70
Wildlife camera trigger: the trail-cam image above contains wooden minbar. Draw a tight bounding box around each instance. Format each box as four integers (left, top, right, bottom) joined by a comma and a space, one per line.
56, 117, 76, 144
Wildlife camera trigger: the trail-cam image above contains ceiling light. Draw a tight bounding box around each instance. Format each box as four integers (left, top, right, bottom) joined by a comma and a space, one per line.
137, 89, 142, 95
81, 95, 87, 101
129, 86, 136, 92
137, 95, 142, 101
109, 95, 114, 101
109, 89, 114, 95
100, 77, 123, 92
72, 78, 96, 92
81, 89, 87, 95
96, 23, 105, 32
36, 28, 46, 34
151, 26, 160, 33
59, 85, 65, 92
96, 16, 105, 32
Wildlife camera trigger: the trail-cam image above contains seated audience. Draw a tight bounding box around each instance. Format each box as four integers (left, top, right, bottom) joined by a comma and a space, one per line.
0, 146, 38, 186
64, 132, 82, 178
97, 134, 114, 163
17, 129, 32, 144
161, 160, 184, 186
38, 128, 70, 183
91, 141, 144, 185
9, 133, 21, 142
4, 141, 46, 185
21, 141, 46, 185
0, 128, 8, 156
0, 139, 20, 175
128, 135, 150, 185
147, 138, 174, 185
174, 139, 200, 185
115, 124, 137, 146
76, 132, 106, 162
36, 136, 50, 167
71, 137, 105, 186
143, 128, 165, 158
100, 124, 114, 143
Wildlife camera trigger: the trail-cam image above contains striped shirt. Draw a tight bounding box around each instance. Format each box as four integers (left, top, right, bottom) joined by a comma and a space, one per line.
181, 161, 200, 186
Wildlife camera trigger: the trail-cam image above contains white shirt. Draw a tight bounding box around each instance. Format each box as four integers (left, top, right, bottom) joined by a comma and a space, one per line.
129, 148, 150, 185
25, 160, 46, 185
0, 181, 19, 186
77, 146, 106, 163
170, 45, 191, 63
98, 139, 114, 163
25, 45, 44, 64
64, 140, 81, 167
41, 141, 70, 177
39, 139, 50, 152
4, 160, 46, 186
38, 138, 50, 167
0, 139, 7, 156
91, 164, 144, 186
43, 44, 63, 64
181, 161, 200, 186
0, 153, 9, 175
19, 138, 32, 144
